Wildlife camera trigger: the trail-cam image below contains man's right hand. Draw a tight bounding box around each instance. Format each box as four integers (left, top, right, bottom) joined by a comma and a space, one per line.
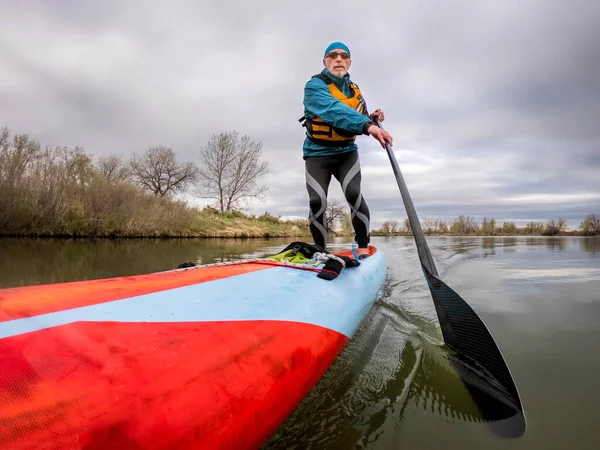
367, 124, 393, 149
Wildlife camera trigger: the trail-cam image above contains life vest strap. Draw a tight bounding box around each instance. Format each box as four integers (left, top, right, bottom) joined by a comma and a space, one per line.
306, 134, 355, 147
309, 126, 333, 138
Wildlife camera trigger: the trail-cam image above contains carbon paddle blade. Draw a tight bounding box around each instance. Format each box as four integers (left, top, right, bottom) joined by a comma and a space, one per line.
375, 117, 526, 437
423, 266, 526, 438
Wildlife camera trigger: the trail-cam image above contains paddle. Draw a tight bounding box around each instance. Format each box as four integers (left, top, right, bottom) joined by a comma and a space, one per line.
374, 118, 526, 438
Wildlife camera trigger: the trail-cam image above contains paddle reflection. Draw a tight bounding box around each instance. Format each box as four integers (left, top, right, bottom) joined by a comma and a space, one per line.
423, 265, 526, 438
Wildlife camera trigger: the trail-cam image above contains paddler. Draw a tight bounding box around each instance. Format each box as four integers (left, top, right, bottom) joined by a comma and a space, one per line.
299, 41, 393, 259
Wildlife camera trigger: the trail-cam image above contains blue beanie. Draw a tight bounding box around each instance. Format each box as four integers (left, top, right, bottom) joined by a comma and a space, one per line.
324, 41, 350, 58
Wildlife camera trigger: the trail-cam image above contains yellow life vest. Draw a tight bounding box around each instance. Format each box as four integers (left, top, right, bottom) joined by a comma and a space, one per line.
300, 73, 367, 147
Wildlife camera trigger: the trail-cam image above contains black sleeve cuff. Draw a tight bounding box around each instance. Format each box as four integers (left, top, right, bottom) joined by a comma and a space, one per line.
362, 120, 375, 135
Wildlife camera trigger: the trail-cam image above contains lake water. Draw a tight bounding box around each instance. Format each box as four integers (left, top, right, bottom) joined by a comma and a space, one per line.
1, 236, 599, 449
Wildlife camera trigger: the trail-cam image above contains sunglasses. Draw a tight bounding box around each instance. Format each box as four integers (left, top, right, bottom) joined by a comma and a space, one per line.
326, 51, 350, 60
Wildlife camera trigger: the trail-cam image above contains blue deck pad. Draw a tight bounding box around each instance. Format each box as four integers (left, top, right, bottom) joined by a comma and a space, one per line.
0, 251, 386, 340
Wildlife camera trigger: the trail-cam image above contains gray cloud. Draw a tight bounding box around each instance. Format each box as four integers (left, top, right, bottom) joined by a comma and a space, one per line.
1, 0, 599, 230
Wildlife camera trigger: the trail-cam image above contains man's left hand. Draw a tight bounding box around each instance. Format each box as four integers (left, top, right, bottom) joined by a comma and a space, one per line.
370, 109, 385, 122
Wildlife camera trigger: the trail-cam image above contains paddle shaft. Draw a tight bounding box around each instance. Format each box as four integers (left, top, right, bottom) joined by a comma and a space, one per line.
374, 119, 438, 277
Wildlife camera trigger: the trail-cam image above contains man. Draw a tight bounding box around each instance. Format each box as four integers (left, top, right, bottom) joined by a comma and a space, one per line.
300, 41, 393, 258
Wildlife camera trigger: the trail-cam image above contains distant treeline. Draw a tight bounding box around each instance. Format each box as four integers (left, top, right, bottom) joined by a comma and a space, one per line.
373, 215, 600, 236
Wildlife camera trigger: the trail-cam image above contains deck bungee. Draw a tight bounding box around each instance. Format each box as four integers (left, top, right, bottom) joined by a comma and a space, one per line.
0, 244, 386, 449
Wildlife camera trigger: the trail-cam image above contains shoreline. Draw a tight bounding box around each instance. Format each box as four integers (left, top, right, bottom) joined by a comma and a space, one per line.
1, 232, 596, 239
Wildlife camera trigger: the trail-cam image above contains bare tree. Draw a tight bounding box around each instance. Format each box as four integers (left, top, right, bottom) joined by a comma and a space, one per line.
435, 219, 449, 234
380, 221, 392, 233
488, 218, 496, 236
325, 199, 346, 235
0, 131, 42, 190
403, 218, 412, 235
379, 220, 398, 234
130, 146, 198, 197
501, 221, 517, 235
421, 218, 436, 235
580, 214, 600, 236
340, 211, 353, 235
196, 131, 268, 212
57, 146, 94, 186
544, 217, 567, 236
480, 217, 497, 235
0, 126, 9, 152
525, 221, 545, 235
451, 215, 478, 235
97, 154, 131, 182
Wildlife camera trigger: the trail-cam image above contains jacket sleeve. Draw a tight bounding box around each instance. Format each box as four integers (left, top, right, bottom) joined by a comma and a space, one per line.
303, 78, 374, 135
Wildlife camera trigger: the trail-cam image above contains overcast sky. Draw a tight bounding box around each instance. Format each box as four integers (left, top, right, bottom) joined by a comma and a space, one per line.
1, 0, 599, 229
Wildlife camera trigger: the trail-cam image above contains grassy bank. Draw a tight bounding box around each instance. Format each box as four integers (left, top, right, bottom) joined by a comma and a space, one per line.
0, 166, 311, 238
0, 128, 310, 238
188, 209, 311, 238
0, 179, 312, 238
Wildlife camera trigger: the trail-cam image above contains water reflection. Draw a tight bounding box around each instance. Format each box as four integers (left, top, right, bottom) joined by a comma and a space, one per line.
447, 237, 480, 254
432, 236, 576, 260
500, 237, 518, 252
411, 344, 485, 425
263, 326, 507, 449
481, 238, 496, 257
543, 237, 567, 252
0, 237, 291, 288
442, 236, 575, 254
580, 237, 600, 254
481, 237, 496, 250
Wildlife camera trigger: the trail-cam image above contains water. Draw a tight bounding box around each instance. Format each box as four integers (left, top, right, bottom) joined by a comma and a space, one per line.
1, 236, 599, 449
0, 237, 293, 288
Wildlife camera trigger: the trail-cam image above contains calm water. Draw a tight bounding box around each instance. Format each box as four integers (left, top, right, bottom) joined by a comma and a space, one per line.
1, 236, 599, 449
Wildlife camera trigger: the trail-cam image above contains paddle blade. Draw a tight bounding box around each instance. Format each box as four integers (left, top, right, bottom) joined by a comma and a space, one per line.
422, 264, 526, 438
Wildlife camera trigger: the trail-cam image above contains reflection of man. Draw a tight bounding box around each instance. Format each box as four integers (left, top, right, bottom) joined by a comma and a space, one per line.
300, 41, 393, 258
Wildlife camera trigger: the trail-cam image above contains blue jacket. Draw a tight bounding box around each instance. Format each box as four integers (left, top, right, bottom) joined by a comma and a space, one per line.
302, 69, 374, 159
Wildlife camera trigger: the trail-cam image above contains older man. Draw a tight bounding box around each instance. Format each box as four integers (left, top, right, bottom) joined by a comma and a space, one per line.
299, 41, 393, 258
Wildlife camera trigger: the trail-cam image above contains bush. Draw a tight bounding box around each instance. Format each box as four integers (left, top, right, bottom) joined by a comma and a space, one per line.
257, 212, 281, 224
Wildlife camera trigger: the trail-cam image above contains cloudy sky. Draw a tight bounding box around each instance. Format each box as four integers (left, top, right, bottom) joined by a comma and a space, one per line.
1, 0, 599, 229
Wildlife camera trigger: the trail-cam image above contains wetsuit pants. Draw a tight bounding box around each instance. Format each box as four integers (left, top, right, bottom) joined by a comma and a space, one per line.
304, 150, 370, 249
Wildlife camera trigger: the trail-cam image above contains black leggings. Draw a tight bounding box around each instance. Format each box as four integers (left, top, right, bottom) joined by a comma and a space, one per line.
305, 150, 370, 249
